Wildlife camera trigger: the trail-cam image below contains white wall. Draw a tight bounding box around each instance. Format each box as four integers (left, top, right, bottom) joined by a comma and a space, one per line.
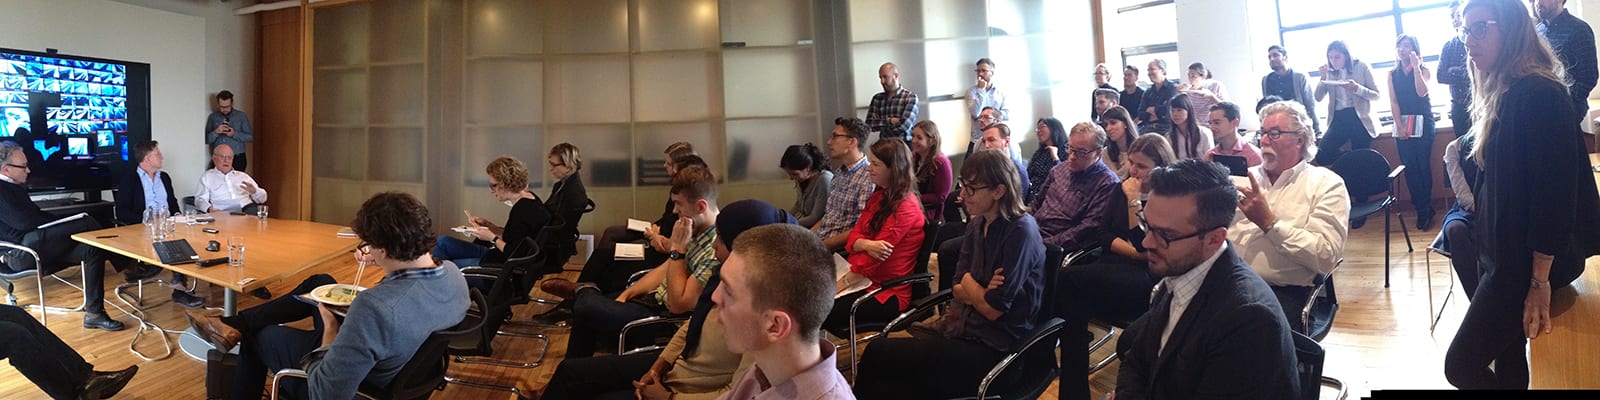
1175, 0, 1282, 130
0, 0, 210, 197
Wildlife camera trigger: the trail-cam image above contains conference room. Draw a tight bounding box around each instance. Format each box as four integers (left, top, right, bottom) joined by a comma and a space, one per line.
2, 0, 1599, 399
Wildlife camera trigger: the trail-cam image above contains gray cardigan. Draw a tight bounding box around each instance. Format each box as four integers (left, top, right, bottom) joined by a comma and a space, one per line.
793, 170, 833, 228
304, 264, 469, 399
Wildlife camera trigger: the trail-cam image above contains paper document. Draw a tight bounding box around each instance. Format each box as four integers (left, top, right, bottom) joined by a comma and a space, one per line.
626, 218, 653, 232
336, 227, 358, 237
615, 243, 646, 261
833, 254, 871, 299
38, 213, 86, 230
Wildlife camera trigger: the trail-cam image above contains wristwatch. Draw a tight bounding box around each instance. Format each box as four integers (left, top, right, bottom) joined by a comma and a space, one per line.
667, 250, 686, 260
1531, 279, 1549, 289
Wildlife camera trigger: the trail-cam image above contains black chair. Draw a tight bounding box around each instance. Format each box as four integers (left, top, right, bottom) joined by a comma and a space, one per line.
840, 220, 943, 380
874, 244, 1067, 399
270, 289, 488, 400
0, 241, 89, 325
1291, 331, 1326, 400
1328, 149, 1413, 287
1287, 260, 1347, 400
447, 239, 551, 399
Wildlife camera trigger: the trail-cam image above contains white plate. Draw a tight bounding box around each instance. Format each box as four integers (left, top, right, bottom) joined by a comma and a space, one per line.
451, 226, 475, 238
306, 284, 366, 306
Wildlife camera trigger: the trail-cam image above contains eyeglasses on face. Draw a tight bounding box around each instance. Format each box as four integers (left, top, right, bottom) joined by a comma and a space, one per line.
1459, 20, 1497, 41
960, 183, 992, 195
3, 163, 26, 170
1138, 213, 1219, 248
355, 242, 372, 255
1259, 128, 1305, 142
1066, 145, 1102, 157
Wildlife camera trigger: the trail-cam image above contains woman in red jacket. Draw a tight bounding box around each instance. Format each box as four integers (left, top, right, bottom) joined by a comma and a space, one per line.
823, 139, 925, 337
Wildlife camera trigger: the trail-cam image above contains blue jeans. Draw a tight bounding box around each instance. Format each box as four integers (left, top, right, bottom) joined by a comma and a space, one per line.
432, 236, 488, 267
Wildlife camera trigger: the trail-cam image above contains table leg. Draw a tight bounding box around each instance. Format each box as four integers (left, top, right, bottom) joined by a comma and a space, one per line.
224, 289, 237, 317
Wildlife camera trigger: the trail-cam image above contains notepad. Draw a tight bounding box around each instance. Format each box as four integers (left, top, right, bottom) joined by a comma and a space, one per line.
615, 243, 646, 261
626, 218, 653, 232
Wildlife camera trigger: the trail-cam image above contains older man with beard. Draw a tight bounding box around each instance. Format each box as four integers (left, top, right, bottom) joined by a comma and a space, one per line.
1227, 101, 1350, 332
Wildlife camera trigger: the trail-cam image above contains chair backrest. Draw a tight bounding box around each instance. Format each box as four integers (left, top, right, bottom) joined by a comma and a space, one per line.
374, 289, 487, 399
1306, 274, 1340, 341
1291, 331, 1324, 400
464, 254, 530, 356
0, 241, 39, 277
941, 190, 965, 225
1328, 149, 1394, 199
912, 220, 943, 300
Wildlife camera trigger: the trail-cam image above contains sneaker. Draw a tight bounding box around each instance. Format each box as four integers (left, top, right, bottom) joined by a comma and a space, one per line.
172, 290, 205, 308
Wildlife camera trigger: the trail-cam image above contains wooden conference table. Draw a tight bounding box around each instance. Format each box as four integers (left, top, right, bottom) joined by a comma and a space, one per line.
72, 212, 360, 360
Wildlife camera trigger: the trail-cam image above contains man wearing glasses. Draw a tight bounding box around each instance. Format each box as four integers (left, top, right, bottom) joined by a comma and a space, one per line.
1028, 122, 1122, 251
1113, 158, 1299, 399
965, 58, 1006, 156
812, 117, 876, 252
1230, 101, 1350, 331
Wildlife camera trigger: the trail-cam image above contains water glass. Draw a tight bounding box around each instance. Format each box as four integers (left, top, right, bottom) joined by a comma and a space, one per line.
183, 208, 198, 225
228, 236, 246, 267
146, 208, 169, 239
256, 205, 269, 220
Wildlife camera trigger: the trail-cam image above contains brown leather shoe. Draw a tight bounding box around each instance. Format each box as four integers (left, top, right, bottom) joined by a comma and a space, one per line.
539, 278, 579, 299
183, 309, 241, 350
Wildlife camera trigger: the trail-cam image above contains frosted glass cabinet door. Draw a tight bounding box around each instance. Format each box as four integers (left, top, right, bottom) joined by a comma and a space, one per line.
923, 38, 990, 98
724, 48, 816, 118
920, 0, 988, 39
726, 117, 817, 182
467, 0, 543, 56
545, 0, 629, 54
463, 126, 543, 187
368, 127, 425, 182
370, 0, 425, 63
633, 52, 718, 122
312, 70, 369, 126
851, 42, 926, 109
636, 122, 720, 182
312, 127, 368, 180
638, 0, 720, 52
545, 124, 633, 187
720, 0, 812, 47
848, 0, 922, 42
313, 4, 370, 67
986, 0, 1050, 36
465, 60, 543, 125
544, 55, 630, 124
370, 65, 425, 125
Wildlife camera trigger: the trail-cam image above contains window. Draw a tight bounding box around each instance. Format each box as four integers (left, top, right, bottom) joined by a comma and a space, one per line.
1276, 0, 1456, 126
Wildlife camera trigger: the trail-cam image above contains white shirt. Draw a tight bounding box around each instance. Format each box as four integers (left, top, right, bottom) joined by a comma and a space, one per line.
194, 168, 267, 212
1159, 242, 1228, 355
1227, 161, 1349, 287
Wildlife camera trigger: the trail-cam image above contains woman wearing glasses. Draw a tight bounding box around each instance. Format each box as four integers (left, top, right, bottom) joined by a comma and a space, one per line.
1312, 40, 1381, 166
435, 156, 551, 268
823, 139, 925, 336
853, 148, 1045, 399
1055, 133, 1176, 399
1444, 0, 1600, 389
1387, 34, 1438, 229
541, 143, 590, 274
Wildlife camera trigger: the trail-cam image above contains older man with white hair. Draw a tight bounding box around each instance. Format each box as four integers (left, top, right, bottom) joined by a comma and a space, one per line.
194, 144, 267, 213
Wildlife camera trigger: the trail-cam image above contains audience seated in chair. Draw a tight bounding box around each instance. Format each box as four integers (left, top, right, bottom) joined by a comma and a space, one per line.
574, 146, 701, 297
813, 117, 877, 252
542, 165, 720, 359
541, 143, 591, 272
1, 140, 139, 330
1056, 133, 1176, 400
183, 192, 469, 400
193, 144, 267, 214
1229, 101, 1349, 331
715, 223, 854, 399
823, 139, 924, 336
543, 199, 793, 400
433, 156, 551, 271
0, 304, 139, 398
854, 148, 1046, 399
1113, 159, 1299, 399
114, 140, 206, 309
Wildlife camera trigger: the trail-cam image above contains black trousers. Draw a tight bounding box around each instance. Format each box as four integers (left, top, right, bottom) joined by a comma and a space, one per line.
1312, 108, 1372, 166
823, 291, 901, 339
8, 217, 116, 314
1394, 116, 1436, 216
565, 287, 663, 358
227, 274, 336, 400
577, 224, 664, 294
1443, 216, 1481, 300
936, 236, 963, 291
541, 350, 659, 400
1056, 257, 1155, 400
1444, 256, 1530, 389
0, 305, 94, 399
853, 335, 1021, 399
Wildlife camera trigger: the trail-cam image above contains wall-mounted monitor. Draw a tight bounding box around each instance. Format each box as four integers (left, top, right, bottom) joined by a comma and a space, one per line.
0, 47, 151, 193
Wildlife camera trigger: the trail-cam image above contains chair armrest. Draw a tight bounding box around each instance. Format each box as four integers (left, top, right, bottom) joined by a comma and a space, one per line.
1386, 165, 1406, 181
624, 269, 651, 289
269, 369, 310, 400
974, 317, 1066, 400
879, 273, 934, 290
0, 241, 39, 267
882, 289, 953, 334
618, 315, 689, 354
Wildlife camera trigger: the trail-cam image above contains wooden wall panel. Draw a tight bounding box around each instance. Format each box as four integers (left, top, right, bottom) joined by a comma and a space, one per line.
257, 7, 306, 220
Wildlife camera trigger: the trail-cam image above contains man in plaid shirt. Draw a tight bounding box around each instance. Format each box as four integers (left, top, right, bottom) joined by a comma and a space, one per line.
813, 117, 877, 251
866, 62, 920, 142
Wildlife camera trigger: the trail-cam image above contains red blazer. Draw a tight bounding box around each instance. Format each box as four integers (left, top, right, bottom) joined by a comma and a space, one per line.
846, 191, 925, 308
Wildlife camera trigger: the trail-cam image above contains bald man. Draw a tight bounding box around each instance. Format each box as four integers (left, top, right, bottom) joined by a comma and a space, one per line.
194, 144, 267, 214
865, 62, 920, 142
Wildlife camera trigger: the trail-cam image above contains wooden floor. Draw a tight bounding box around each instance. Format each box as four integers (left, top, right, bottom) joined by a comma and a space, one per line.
1, 213, 1595, 399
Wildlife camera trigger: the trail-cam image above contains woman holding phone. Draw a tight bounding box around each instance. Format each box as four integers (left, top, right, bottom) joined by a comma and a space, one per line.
1387, 34, 1437, 229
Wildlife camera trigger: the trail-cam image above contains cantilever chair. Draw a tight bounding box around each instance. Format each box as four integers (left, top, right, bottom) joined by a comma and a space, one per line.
0, 241, 90, 325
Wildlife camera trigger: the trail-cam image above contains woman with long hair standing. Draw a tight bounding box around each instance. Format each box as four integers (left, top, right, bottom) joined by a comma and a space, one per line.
1444, 0, 1600, 389
1312, 40, 1381, 166
911, 120, 952, 221
1166, 93, 1213, 160
1028, 117, 1070, 201
1100, 106, 1141, 179
1388, 34, 1439, 229
822, 139, 926, 336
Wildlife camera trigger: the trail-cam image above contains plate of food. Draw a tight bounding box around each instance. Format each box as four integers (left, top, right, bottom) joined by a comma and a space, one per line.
305, 284, 365, 306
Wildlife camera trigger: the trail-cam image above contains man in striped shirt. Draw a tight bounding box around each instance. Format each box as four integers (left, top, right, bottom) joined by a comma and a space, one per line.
813, 117, 876, 251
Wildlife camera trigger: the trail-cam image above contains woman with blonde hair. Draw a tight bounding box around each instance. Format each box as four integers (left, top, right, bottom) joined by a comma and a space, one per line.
440, 156, 551, 268
1443, 0, 1600, 389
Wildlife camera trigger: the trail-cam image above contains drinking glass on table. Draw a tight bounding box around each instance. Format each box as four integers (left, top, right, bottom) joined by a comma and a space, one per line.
256, 205, 269, 220
228, 236, 246, 267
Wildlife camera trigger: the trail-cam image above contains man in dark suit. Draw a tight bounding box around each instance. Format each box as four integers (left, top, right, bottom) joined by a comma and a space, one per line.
1112, 159, 1299, 400
0, 141, 141, 330
114, 140, 204, 308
